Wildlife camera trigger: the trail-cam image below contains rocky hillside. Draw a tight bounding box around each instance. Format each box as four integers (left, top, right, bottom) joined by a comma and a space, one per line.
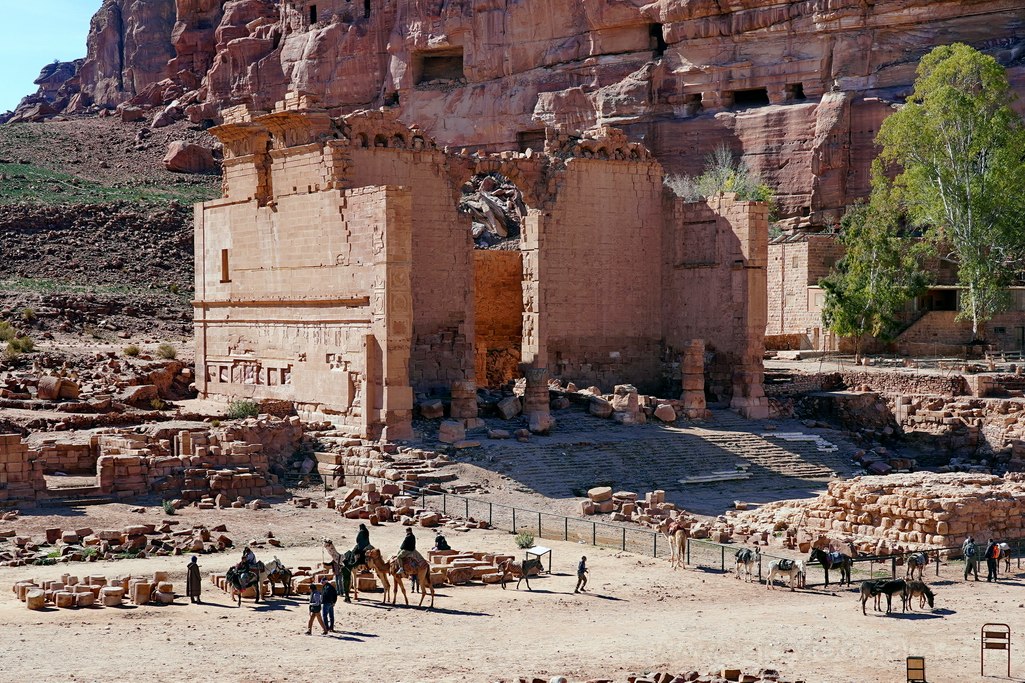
6, 0, 1025, 227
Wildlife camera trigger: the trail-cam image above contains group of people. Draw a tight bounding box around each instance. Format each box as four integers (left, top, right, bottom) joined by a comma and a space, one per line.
962, 536, 1008, 582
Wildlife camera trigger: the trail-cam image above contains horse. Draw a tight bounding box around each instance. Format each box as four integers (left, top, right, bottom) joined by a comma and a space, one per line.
263, 557, 292, 598
659, 519, 689, 570
905, 552, 928, 581
903, 581, 935, 611
765, 559, 805, 591
498, 557, 544, 590
387, 553, 435, 608
808, 547, 852, 587
735, 547, 759, 582
225, 562, 263, 606
859, 579, 886, 615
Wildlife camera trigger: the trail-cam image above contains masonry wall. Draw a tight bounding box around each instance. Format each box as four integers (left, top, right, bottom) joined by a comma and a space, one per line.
195, 184, 414, 438
346, 147, 476, 392
766, 236, 843, 350
473, 250, 523, 388
662, 194, 768, 416
536, 157, 665, 392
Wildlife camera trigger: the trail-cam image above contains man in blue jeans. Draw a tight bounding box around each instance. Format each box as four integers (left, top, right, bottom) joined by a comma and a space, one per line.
321, 578, 338, 632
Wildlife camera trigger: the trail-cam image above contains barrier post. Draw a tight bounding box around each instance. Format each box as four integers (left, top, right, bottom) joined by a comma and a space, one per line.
622, 527, 626, 551
981, 623, 1011, 677
564, 517, 568, 541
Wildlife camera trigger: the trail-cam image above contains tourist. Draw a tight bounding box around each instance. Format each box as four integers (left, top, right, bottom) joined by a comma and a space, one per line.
433, 533, 451, 551
186, 556, 202, 604
306, 583, 328, 636
353, 522, 371, 566
239, 545, 257, 572
985, 538, 1000, 582
574, 556, 588, 593
395, 528, 416, 575
962, 536, 979, 581
320, 578, 337, 632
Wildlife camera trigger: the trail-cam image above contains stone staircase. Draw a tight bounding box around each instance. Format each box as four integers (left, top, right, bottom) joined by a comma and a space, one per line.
40, 485, 115, 507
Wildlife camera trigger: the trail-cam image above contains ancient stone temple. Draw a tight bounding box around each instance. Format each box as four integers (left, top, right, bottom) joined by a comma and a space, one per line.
194, 95, 769, 439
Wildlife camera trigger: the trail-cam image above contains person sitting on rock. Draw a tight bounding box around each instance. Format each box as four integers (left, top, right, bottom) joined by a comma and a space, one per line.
433, 533, 451, 552
352, 523, 371, 567
395, 528, 418, 575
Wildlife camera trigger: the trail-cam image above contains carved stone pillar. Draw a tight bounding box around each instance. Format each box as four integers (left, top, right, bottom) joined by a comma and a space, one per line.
521, 364, 553, 434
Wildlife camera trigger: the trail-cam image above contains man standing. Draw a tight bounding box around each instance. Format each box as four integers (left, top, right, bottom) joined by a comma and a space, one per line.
186, 556, 202, 604
985, 538, 1000, 582
963, 536, 979, 581
320, 578, 337, 633
574, 556, 588, 593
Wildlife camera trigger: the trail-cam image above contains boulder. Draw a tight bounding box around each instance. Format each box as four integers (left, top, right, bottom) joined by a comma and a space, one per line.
437, 420, 465, 444
418, 399, 444, 419
36, 376, 63, 400
119, 384, 159, 407
496, 396, 522, 420
163, 141, 217, 174
654, 404, 677, 422
588, 396, 614, 419
588, 486, 613, 503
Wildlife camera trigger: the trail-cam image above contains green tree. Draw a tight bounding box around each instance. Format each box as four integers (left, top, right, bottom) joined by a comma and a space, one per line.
820, 194, 927, 360
876, 43, 1025, 337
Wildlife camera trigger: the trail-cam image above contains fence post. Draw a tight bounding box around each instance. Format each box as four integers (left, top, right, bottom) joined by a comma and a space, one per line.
489, 502, 493, 527
622, 527, 626, 551
721, 545, 725, 572
758, 554, 762, 583
465, 498, 469, 519
686, 539, 690, 566
538, 512, 542, 537
512, 507, 516, 532
891, 556, 897, 579
935, 549, 940, 577
653, 532, 657, 558
564, 517, 568, 542
443, 494, 447, 515
592, 522, 596, 546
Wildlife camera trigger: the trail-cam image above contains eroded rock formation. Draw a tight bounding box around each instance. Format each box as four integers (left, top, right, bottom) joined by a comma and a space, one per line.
9, 0, 1025, 223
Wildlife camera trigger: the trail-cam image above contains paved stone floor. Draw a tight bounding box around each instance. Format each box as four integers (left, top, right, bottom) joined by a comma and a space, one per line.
458, 407, 858, 515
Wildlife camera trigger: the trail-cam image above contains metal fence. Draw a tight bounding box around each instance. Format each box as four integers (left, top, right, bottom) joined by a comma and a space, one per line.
401, 483, 1024, 584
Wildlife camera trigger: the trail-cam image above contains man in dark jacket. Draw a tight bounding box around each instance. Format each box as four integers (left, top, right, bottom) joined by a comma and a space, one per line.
396, 528, 417, 575
320, 578, 337, 632
986, 538, 1000, 582
352, 523, 371, 566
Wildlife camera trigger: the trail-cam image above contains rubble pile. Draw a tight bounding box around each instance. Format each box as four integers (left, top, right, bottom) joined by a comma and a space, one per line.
327, 482, 491, 532
458, 174, 527, 248
0, 521, 234, 567
313, 438, 455, 489
500, 667, 794, 683
13, 570, 178, 610
723, 472, 1025, 554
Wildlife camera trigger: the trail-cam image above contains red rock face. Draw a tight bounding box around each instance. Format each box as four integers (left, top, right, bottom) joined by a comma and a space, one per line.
12, 0, 1025, 223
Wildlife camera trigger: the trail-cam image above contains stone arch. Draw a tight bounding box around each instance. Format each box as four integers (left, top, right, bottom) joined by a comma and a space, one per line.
373, 134, 388, 147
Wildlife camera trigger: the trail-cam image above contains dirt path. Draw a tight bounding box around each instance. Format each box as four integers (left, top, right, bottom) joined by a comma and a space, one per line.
2, 502, 1024, 683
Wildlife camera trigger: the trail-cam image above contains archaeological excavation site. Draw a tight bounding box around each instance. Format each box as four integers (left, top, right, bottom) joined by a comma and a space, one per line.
1, 1, 1025, 682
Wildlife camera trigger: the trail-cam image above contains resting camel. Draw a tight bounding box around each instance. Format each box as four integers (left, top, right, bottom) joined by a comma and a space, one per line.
388, 554, 435, 608
659, 519, 689, 570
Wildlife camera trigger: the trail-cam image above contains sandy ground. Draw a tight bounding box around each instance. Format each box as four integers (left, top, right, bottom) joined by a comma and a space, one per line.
2, 501, 1025, 683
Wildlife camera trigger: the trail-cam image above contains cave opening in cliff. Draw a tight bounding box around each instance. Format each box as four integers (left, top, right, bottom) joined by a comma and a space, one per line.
787, 83, 806, 101
650, 24, 667, 58
415, 48, 465, 85
731, 88, 770, 108
517, 130, 546, 153
309, 4, 317, 24
364, 0, 371, 18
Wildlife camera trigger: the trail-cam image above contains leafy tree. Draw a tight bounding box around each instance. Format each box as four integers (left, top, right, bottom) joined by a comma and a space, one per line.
820, 191, 927, 360
876, 43, 1025, 337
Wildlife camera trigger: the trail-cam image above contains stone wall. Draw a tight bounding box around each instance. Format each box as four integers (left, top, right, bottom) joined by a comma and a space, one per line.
766, 236, 844, 350
0, 435, 47, 505
473, 251, 523, 388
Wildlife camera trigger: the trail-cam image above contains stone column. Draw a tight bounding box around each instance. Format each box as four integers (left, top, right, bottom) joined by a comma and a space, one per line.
521, 364, 553, 434
449, 380, 479, 421
680, 339, 707, 419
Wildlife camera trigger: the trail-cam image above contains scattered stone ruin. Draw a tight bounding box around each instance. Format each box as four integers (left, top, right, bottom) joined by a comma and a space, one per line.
194, 95, 770, 439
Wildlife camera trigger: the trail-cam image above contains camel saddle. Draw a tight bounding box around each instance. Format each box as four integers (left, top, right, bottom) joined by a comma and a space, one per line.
398, 551, 427, 575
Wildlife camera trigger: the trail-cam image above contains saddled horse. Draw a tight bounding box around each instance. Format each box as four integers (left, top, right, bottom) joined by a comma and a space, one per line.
903, 580, 935, 611
225, 558, 291, 606
808, 547, 852, 587
765, 558, 805, 591
498, 557, 544, 590
735, 547, 759, 582
905, 552, 928, 581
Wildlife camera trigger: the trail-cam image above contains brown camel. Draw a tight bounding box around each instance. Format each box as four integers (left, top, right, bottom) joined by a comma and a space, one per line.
659, 519, 689, 570
362, 548, 392, 601
388, 554, 435, 608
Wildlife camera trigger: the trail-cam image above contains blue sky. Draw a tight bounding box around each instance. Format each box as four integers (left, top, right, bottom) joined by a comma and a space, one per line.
0, 1, 102, 112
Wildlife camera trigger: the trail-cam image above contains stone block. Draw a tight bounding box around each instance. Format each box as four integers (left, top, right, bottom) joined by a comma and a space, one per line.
588, 397, 613, 418
419, 399, 444, 419
496, 396, 522, 420
437, 421, 465, 444
587, 486, 612, 503
55, 591, 75, 608
25, 589, 45, 610
75, 592, 96, 608
654, 404, 677, 422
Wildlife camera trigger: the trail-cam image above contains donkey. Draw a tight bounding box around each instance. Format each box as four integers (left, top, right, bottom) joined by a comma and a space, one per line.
735, 547, 759, 582
903, 581, 935, 611
766, 558, 805, 591
498, 557, 544, 590
905, 552, 928, 581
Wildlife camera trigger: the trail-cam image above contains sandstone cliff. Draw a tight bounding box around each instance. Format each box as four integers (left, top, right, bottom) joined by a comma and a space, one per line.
10, 0, 1025, 224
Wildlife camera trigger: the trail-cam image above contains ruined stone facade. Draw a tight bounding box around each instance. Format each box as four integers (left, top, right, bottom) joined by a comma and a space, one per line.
194, 98, 770, 438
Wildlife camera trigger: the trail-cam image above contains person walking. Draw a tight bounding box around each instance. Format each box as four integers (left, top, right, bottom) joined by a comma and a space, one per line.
320, 578, 337, 633
306, 583, 328, 635
186, 556, 202, 604
985, 538, 1000, 582
574, 556, 588, 593
963, 536, 979, 581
